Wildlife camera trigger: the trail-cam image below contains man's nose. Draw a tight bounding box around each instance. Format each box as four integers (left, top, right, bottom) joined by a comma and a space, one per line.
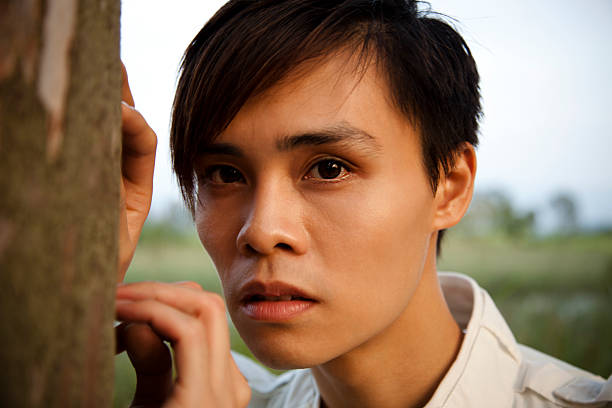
236, 180, 308, 256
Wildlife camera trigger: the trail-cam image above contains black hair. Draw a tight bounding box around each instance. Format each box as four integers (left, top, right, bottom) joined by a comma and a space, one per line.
171, 0, 481, 253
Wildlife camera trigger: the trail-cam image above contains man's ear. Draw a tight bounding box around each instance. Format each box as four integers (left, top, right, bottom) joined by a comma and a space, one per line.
432, 143, 477, 231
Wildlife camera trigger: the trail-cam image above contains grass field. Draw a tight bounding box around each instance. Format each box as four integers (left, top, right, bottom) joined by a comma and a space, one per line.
114, 226, 612, 407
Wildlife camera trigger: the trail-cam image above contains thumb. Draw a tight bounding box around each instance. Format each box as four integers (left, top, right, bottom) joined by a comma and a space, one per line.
117, 180, 130, 282
119, 322, 173, 407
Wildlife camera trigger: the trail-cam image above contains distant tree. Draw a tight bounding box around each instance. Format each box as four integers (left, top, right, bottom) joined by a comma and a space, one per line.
457, 190, 537, 238
0, 1, 120, 406
550, 192, 579, 234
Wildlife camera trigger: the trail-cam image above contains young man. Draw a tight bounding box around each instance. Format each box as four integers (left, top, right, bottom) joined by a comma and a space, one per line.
116, 1, 611, 407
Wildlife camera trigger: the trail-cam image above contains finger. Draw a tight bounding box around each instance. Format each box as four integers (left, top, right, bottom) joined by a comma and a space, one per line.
117, 282, 227, 328
117, 179, 129, 282
116, 299, 210, 396
121, 103, 157, 191
117, 282, 230, 365
115, 321, 174, 405
123, 323, 173, 407
121, 62, 135, 107
123, 322, 172, 374
117, 287, 251, 407
116, 284, 233, 396
122, 102, 157, 158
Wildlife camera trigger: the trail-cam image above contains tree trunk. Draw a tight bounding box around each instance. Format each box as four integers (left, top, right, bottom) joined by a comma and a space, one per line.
0, 0, 121, 406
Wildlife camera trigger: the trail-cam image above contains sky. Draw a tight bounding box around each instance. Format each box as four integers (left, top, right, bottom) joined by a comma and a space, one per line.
120, 0, 612, 229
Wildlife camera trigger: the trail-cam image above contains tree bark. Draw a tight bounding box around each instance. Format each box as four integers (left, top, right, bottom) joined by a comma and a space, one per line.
0, 0, 121, 406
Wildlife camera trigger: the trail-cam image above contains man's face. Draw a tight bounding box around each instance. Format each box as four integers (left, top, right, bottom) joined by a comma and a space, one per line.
195, 54, 438, 369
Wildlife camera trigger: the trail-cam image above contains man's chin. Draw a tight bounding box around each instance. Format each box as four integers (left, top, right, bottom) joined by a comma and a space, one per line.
240, 333, 330, 370
255, 354, 312, 371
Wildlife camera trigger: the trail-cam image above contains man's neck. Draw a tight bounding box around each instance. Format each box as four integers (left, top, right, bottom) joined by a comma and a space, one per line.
311, 255, 463, 408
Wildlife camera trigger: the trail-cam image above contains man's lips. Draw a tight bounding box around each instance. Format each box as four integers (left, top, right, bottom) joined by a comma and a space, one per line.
238, 280, 318, 321
239, 280, 318, 304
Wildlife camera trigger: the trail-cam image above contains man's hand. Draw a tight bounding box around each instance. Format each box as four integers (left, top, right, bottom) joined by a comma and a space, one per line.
116, 281, 252, 408
118, 63, 157, 281
115, 65, 250, 407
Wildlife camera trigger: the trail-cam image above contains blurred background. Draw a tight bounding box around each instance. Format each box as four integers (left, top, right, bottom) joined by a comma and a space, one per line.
116, 1, 612, 406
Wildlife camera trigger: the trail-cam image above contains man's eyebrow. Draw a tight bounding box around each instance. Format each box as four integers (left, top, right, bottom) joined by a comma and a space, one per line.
199, 123, 382, 156
199, 143, 244, 157
276, 123, 382, 153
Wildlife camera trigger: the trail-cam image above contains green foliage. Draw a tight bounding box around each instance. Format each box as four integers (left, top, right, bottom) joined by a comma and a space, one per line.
439, 231, 612, 377
138, 217, 195, 246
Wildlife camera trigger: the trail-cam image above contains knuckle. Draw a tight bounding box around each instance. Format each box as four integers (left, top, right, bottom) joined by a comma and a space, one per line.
194, 292, 226, 319
194, 297, 210, 317
151, 130, 158, 146
147, 131, 158, 151
143, 281, 167, 301
208, 293, 226, 312
148, 282, 163, 298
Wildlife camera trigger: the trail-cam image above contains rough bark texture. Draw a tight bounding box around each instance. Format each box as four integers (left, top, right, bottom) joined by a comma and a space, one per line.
0, 0, 121, 406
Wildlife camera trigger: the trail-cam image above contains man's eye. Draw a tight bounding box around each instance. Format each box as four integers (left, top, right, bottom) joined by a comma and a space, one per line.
205, 165, 245, 184
305, 159, 351, 180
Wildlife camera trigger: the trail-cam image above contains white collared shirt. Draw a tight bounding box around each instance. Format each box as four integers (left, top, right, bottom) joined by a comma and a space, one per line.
234, 272, 612, 407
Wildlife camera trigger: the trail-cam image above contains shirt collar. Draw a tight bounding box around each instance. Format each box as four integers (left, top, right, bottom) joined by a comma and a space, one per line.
424, 272, 521, 407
